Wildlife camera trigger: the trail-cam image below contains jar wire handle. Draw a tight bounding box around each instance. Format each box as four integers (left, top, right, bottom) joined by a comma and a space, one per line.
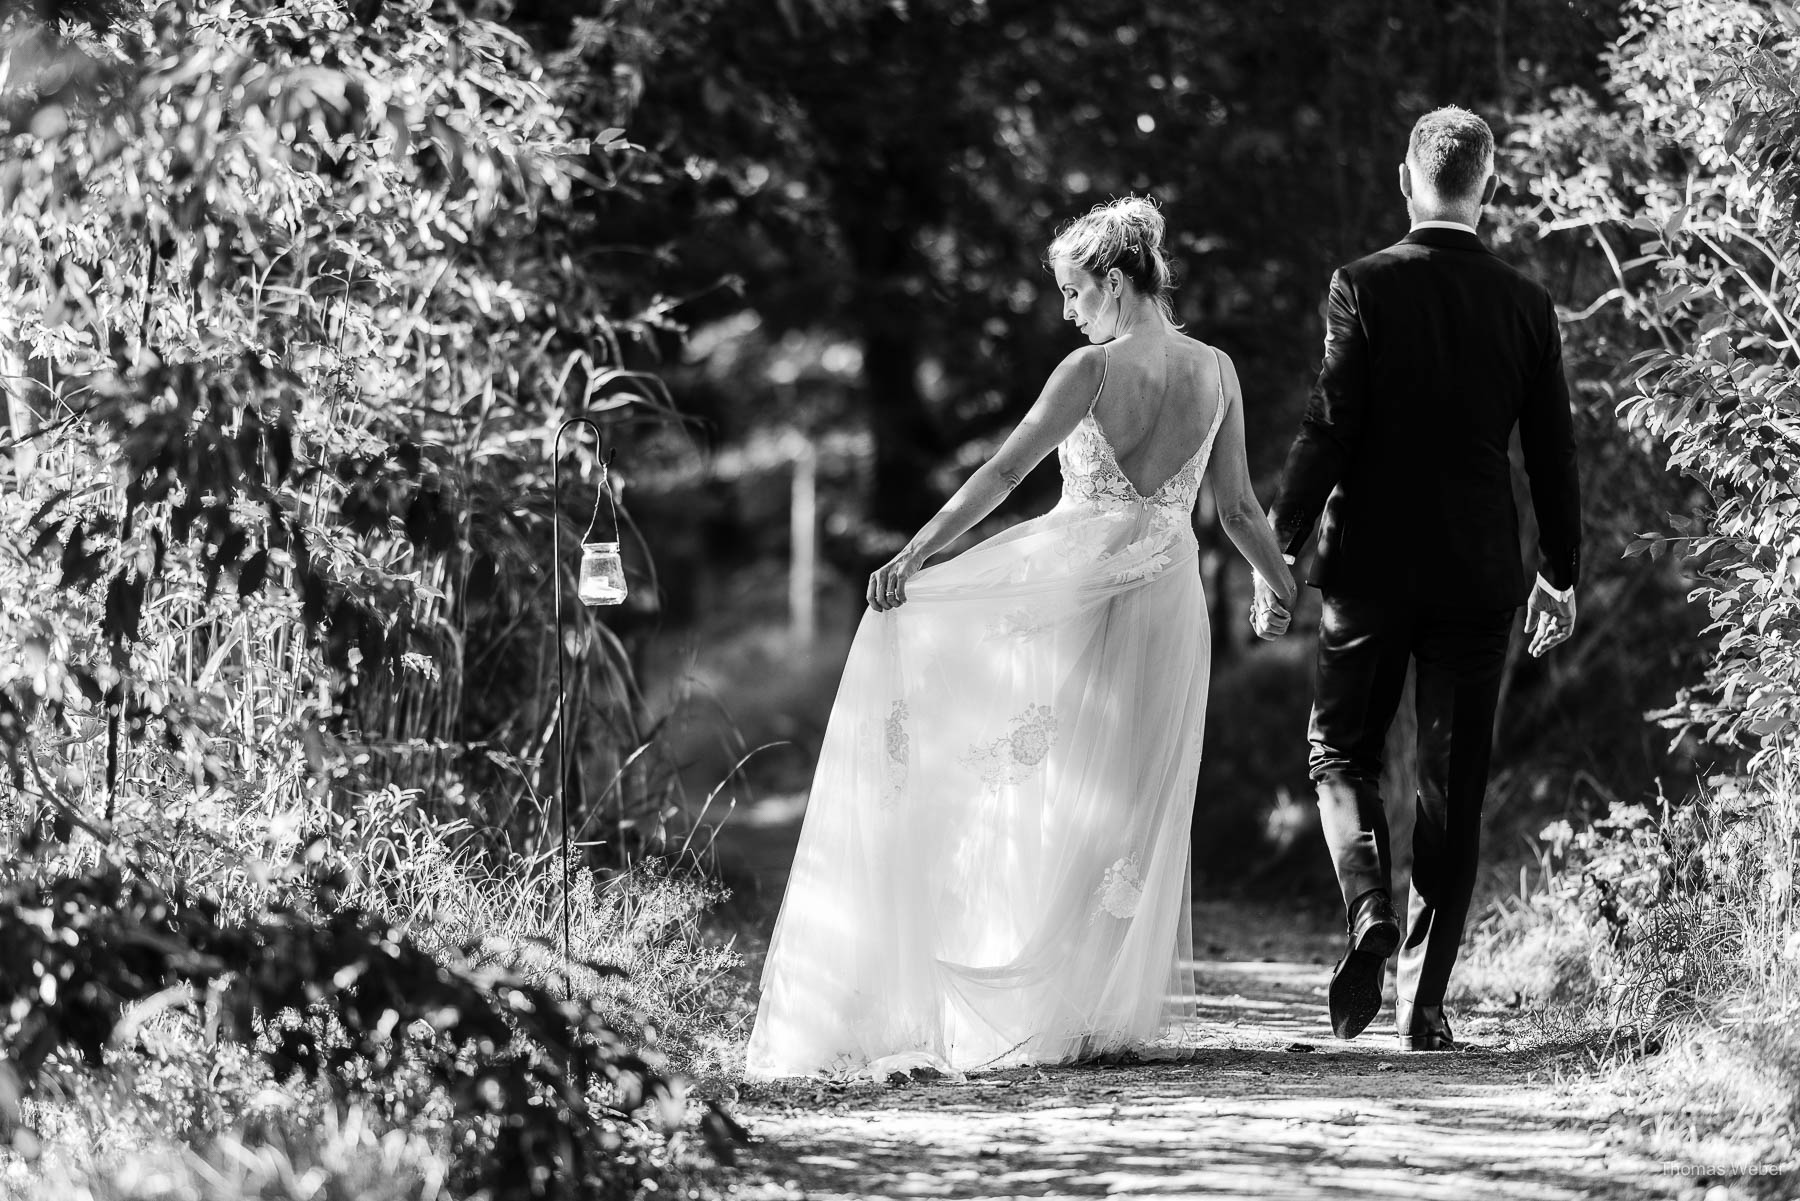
580, 449, 620, 546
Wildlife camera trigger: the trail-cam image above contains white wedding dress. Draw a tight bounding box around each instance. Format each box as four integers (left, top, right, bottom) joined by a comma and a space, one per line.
745, 347, 1227, 1078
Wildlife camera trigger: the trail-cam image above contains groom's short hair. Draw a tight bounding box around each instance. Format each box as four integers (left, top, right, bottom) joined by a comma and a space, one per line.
1407, 106, 1494, 200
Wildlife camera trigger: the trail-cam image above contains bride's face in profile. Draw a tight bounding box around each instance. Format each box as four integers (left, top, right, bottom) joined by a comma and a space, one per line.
1053, 259, 1120, 344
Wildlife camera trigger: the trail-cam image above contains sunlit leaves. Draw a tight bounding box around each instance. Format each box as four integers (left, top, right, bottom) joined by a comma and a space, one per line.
1522, 1, 1800, 763
0, 864, 714, 1199
0, 0, 629, 786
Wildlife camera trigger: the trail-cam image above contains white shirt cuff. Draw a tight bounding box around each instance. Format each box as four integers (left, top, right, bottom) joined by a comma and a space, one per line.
1536, 573, 1573, 603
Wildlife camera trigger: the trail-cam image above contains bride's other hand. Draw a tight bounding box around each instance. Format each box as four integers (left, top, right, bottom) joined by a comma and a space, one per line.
1207, 348, 1301, 626
868, 550, 921, 612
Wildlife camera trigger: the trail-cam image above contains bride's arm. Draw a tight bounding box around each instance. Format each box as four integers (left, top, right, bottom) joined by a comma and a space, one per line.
1207, 352, 1299, 610
867, 346, 1103, 611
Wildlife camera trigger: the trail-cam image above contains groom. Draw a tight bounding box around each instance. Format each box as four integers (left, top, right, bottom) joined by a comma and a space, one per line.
1254, 106, 1581, 1050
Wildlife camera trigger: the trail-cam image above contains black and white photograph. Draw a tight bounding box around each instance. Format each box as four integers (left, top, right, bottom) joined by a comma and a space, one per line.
0, 0, 1795, 1198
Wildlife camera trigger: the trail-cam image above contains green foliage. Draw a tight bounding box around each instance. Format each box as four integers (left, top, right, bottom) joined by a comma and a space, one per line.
0, 860, 700, 1199
5, 0, 574, 666
1521, 769, 1800, 1034
1507, 0, 1800, 762
0, 0, 688, 861
1462, 9, 1800, 1138
0, 0, 747, 1195
31, 1105, 452, 1201
337, 785, 747, 1079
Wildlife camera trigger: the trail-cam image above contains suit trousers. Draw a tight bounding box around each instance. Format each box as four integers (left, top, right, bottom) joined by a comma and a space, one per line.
1306, 592, 1515, 1012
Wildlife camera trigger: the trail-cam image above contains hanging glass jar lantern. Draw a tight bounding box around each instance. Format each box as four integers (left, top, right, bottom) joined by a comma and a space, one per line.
577, 462, 627, 607
578, 541, 627, 606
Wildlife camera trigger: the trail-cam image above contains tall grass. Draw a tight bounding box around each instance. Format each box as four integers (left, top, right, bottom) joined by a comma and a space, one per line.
340, 785, 746, 1078
2, 795, 746, 1200
1459, 768, 1800, 1151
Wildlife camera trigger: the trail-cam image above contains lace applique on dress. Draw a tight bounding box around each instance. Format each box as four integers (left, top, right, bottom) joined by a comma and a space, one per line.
960, 704, 1058, 792
1058, 419, 1142, 510
1056, 344, 1229, 519
880, 700, 910, 808
1049, 516, 1116, 567
1093, 855, 1145, 921
983, 606, 1048, 643
1103, 534, 1176, 583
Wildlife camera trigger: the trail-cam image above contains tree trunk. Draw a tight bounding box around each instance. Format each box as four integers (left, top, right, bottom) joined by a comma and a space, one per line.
0, 316, 38, 488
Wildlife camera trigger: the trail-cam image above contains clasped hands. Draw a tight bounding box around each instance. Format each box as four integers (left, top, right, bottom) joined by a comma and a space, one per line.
1249, 574, 1579, 651
1250, 574, 1295, 641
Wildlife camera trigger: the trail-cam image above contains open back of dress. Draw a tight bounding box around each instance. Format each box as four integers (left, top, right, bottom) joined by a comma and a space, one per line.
746, 347, 1229, 1077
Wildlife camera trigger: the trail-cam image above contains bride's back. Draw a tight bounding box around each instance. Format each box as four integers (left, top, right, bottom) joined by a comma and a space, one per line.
1090, 333, 1223, 497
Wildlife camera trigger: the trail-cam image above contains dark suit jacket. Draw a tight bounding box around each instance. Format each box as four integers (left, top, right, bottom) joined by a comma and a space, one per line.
1270, 227, 1580, 605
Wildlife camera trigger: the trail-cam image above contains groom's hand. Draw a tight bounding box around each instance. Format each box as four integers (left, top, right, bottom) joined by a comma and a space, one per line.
1524, 578, 1576, 657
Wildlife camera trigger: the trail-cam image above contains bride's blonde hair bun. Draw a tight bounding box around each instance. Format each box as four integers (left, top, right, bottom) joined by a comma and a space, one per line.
1048, 195, 1174, 310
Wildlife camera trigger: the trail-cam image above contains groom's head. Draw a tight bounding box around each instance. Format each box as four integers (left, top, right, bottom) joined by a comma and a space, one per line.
1401, 106, 1497, 222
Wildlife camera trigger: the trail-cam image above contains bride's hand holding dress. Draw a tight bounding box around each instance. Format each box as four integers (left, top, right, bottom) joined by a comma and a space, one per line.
865, 347, 1105, 614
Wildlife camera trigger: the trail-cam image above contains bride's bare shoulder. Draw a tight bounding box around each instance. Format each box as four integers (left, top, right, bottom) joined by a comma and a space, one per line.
1169, 330, 1218, 355
1169, 332, 1230, 371
1032, 344, 1107, 413
1060, 343, 1108, 372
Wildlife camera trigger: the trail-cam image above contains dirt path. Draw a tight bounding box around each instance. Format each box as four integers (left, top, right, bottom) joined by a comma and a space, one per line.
708, 808, 1698, 1201
725, 962, 1684, 1200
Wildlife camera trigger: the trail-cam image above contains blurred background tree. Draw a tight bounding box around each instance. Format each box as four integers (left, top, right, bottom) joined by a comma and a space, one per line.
501, 0, 1706, 897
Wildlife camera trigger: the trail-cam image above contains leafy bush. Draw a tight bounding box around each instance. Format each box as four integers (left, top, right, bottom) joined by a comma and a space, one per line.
29, 1105, 450, 1201
0, 0, 687, 871
1507, 0, 1800, 762
0, 859, 737, 1200
1461, 5, 1800, 1146
0, 1, 748, 1195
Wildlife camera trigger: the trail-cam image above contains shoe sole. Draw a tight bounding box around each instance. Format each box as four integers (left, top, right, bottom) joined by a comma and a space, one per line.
1357, 919, 1400, 959
1329, 950, 1384, 1039
1329, 920, 1399, 1040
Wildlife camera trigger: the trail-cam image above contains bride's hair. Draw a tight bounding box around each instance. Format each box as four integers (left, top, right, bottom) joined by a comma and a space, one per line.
1048, 196, 1176, 318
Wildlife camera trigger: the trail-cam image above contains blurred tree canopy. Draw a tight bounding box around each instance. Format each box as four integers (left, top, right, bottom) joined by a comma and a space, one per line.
516, 0, 1621, 526
500, 0, 1711, 824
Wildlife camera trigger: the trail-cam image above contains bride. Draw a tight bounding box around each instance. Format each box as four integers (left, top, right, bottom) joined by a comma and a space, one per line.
745, 197, 1299, 1078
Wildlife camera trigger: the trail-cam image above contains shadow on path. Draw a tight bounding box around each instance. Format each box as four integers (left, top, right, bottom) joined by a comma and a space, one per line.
731, 958, 1680, 1201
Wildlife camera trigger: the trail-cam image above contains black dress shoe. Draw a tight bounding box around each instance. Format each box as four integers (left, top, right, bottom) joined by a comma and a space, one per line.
1397, 1004, 1456, 1052
1328, 891, 1400, 1040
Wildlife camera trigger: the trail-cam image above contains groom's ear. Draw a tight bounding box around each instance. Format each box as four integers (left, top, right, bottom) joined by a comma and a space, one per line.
1397, 162, 1413, 199
1480, 173, 1499, 205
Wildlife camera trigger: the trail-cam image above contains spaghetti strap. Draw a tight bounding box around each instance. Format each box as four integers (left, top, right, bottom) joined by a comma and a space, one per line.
1207, 345, 1228, 438
1089, 347, 1109, 415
